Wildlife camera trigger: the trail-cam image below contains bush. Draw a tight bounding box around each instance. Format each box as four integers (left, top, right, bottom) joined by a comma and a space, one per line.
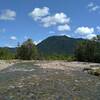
16, 39, 38, 60
0, 48, 15, 60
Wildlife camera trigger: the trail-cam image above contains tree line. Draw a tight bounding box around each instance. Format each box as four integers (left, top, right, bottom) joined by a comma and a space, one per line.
75, 35, 100, 63
0, 36, 100, 63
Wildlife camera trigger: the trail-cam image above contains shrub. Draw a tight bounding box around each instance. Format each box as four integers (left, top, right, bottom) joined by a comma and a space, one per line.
16, 39, 38, 60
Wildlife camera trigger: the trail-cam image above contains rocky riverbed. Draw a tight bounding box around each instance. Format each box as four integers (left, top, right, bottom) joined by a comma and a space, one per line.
0, 60, 100, 100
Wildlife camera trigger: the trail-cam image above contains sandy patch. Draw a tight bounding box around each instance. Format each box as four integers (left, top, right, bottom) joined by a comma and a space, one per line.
35, 61, 100, 71
0, 60, 15, 71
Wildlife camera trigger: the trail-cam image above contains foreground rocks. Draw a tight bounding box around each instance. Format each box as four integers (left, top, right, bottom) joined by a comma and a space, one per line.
0, 61, 100, 100
35, 61, 100, 76
83, 65, 100, 76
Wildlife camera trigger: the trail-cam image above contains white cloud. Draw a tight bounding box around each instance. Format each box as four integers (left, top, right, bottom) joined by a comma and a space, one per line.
10, 36, 17, 40
96, 26, 100, 32
0, 28, 6, 33
57, 24, 71, 31
91, 5, 100, 11
87, 2, 100, 12
75, 27, 96, 39
86, 34, 96, 39
6, 45, 14, 48
41, 13, 70, 27
75, 27, 94, 34
29, 7, 71, 31
88, 2, 94, 7
0, 9, 16, 20
34, 40, 41, 45
29, 7, 49, 21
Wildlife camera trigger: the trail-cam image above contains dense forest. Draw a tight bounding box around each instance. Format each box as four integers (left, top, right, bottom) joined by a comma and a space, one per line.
0, 35, 100, 63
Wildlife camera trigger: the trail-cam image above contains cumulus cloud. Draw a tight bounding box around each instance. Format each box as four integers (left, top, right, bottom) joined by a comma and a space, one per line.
75, 27, 96, 39
29, 7, 71, 32
87, 2, 100, 12
10, 36, 17, 40
6, 45, 15, 48
88, 2, 94, 7
29, 7, 49, 21
57, 24, 71, 31
86, 34, 96, 39
91, 6, 100, 11
41, 13, 70, 27
0, 9, 16, 20
75, 27, 94, 34
96, 26, 100, 32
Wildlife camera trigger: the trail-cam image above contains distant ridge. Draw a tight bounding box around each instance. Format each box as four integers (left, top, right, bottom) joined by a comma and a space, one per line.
37, 35, 84, 55
0, 47, 16, 53
0, 36, 84, 56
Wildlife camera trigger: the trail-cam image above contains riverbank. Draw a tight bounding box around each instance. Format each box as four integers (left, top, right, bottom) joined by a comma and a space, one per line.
0, 60, 100, 72
0, 60, 100, 99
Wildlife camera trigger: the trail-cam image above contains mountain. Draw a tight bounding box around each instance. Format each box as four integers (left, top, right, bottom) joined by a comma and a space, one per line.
37, 35, 84, 55
0, 36, 84, 56
0, 47, 16, 53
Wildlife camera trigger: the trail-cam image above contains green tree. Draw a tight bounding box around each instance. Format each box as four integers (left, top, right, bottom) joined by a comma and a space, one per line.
75, 40, 100, 63
16, 39, 38, 60
0, 48, 15, 60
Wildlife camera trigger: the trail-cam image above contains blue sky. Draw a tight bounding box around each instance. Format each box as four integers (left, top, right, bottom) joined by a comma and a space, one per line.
0, 0, 100, 47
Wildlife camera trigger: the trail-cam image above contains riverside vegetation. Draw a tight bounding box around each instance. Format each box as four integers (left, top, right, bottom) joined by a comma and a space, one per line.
0, 35, 100, 62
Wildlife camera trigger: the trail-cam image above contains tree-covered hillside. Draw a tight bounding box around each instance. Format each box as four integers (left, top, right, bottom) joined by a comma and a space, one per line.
37, 36, 83, 56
